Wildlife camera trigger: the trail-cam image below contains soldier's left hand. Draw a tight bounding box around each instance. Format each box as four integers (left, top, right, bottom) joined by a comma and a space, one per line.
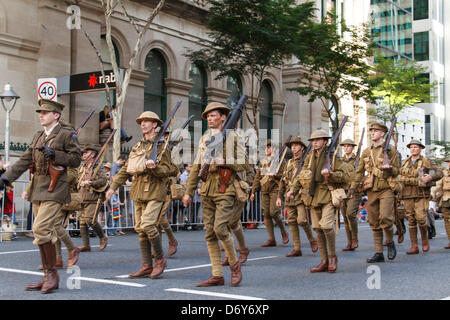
321, 168, 331, 177
146, 160, 156, 169
40, 146, 56, 160
421, 174, 432, 184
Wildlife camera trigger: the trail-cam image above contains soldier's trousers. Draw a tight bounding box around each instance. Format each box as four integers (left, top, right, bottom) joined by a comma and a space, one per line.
79, 201, 105, 244
403, 198, 429, 228
202, 195, 237, 277
261, 191, 286, 240
442, 207, 450, 241
53, 209, 75, 258
311, 202, 336, 259
227, 199, 247, 250
157, 197, 176, 243
134, 200, 164, 240
286, 204, 314, 250
367, 189, 395, 253
343, 192, 362, 242
32, 201, 62, 245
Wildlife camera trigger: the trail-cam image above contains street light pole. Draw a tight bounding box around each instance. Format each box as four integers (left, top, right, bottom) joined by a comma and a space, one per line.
0, 83, 20, 162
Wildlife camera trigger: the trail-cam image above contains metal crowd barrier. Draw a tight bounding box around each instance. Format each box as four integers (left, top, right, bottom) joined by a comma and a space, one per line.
1, 180, 283, 242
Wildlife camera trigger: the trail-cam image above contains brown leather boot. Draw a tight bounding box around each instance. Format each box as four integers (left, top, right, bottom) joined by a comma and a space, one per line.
99, 237, 108, 251
351, 239, 359, 250
260, 239, 276, 247
342, 243, 353, 251
168, 239, 178, 256
310, 260, 328, 273
128, 264, 153, 278
230, 261, 242, 287
55, 258, 63, 269
327, 256, 338, 273
281, 230, 289, 244
67, 247, 80, 268
445, 242, 450, 249
310, 239, 318, 253
40, 242, 59, 294
80, 245, 91, 252
238, 248, 250, 264
406, 241, 419, 254
221, 256, 229, 266
419, 227, 430, 252
286, 249, 302, 257
150, 258, 166, 279
196, 275, 225, 287
27, 245, 47, 291
398, 233, 404, 244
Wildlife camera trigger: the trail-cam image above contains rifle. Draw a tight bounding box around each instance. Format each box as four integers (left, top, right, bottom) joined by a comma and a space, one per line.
293, 142, 312, 180
353, 127, 365, 169
322, 116, 349, 183
167, 115, 195, 152
85, 129, 117, 182
382, 116, 397, 168
75, 109, 95, 136
148, 101, 182, 163
266, 135, 293, 175
198, 94, 247, 184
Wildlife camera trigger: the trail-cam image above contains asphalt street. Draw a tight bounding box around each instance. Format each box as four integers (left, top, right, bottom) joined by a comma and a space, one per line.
0, 220, 449, 301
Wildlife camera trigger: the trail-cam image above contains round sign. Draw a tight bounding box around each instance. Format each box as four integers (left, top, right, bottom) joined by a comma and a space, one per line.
38, 81, 57, 100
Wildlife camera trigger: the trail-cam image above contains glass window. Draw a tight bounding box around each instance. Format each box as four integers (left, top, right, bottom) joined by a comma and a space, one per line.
414, 31, 429, 61
329, 96, 339, 136
144, 50, 167, 121
188, 62, 208, 133
413, 0, 428, 20
259, 80, 273, 138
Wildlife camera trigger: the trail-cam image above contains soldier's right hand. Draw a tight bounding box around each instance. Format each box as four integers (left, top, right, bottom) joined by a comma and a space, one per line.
276, 197, 282, 207
182, 194, 192, 207
286, 190, 294, 199
347, 188, 355, 199
105, 188, 115, 201
250, 193, 255, 202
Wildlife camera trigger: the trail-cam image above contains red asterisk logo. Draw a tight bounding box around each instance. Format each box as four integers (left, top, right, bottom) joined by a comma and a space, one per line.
88, 74, 98, 88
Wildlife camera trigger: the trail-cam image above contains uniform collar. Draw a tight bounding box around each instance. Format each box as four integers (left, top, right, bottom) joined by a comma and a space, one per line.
44, 122, 59, 137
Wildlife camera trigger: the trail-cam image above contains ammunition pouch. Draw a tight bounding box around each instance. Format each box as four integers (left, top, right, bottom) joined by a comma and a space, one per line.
170, 183, 186, 200
233, 179, 250, 203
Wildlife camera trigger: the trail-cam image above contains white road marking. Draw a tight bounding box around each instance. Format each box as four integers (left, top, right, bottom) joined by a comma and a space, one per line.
0, 245, 107, 255
0, 267, 145, 288
116, 255, 279, 278
166, 288, 265, 300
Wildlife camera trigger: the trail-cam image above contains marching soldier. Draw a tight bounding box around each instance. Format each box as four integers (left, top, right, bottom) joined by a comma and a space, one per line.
290, 129, 349, 273
340, 139, 361, 251
279, 136, 318, 257
349, 122, 400, 263
182, 102, 247, 287
106, 111, 178, 279
251, 140, 289, 247
400, 140, 442, 254
435, 157, 450, 249
0, 99, 81, 294
77, 144, 109, 252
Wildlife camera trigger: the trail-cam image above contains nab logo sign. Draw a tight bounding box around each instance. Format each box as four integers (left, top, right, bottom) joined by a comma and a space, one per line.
70, 70, 118, 93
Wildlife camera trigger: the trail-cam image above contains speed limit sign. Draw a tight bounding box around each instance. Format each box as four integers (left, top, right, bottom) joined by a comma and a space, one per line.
37, 78, 58, 101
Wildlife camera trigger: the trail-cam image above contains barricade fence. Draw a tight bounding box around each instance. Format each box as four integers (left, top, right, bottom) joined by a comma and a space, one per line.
1, 180, 291, 241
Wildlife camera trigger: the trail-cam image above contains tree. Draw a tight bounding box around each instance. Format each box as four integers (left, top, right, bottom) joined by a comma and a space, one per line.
185, 0, 318, 137
68, 0, 166, 160
293, 14, 375, 135
368, 54, 437, 124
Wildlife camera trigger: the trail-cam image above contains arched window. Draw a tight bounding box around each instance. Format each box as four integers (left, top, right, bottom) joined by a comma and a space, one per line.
260, 80, 273, 138
144, 50, 167, 121
188, 62, 208, 133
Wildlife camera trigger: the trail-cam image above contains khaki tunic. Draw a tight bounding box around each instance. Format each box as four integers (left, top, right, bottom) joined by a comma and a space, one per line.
251, 156, 285, 195
433, 169, 450, 223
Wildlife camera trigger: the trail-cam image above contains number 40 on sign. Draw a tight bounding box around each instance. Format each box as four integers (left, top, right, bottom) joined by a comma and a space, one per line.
37, 78, 58, 101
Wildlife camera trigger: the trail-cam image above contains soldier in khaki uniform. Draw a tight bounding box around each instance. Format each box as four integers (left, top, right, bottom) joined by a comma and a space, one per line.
76, 144, 109, 252
290, 130, 349, 273
400, 140, 442, 254
349, 122, 400, 263
0, 99, 81, 294
106, 111, 178, 279
182, 102, 247, 287
278, 136, 317, 257
340, 139, 362, 251
251, 140, 289, 247
434, 157, 450, 249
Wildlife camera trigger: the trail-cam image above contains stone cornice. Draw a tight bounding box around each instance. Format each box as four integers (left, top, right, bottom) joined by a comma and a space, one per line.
0, 32, 41, 61
205, 87, 231, 100
165, 78, 193, 96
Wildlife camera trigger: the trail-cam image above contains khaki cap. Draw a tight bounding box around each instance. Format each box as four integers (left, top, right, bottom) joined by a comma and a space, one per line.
406, 139, 425, 149
82, 144, 101, 154
103, 162, 112, 169
286, 136, 307, 149
340, 138, 357, 146
136, 111, 163, 126
36, 99, 65, 114
369, 122, 388, 133
444, 157, 450, 162
201, 102, 230, 120
308, 129, 331, 141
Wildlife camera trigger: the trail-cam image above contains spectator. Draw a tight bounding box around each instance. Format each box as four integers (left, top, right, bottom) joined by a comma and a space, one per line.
107, 190, 125, 236
179, 163, 192, 185
99, 105, 132, 143
111, 155, 127, 177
